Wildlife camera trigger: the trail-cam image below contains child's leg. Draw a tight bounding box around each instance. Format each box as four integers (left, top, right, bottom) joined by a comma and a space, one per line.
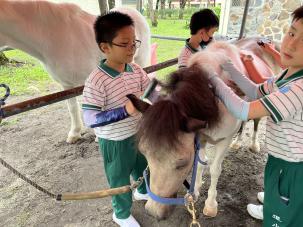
131, 151, 148, 194
129, 136, 148, 194
263, 155, 303, 227
98, 137, 137, 219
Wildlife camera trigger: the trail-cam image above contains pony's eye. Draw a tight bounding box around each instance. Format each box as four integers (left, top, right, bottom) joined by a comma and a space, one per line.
175, 159, 189, 170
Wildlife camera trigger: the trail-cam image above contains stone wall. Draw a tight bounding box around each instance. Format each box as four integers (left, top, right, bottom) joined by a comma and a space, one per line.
258, 0, 302, 41
226, 0, 302, 41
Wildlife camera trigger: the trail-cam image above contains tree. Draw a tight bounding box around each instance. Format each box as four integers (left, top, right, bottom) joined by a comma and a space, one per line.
156, 0, 160, 10
98, 0, 109, 15
108, 0, 115, 10
136, 0, 143, 13
179, 0, 186, 19
160, 0, 166, 13
148, 0, 158, 27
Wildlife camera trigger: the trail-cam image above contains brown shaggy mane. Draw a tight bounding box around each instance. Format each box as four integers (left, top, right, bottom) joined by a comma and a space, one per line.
137, 65, 220, 151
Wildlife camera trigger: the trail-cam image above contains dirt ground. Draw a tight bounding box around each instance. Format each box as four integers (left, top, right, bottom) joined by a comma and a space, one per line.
0, 94, 267, 227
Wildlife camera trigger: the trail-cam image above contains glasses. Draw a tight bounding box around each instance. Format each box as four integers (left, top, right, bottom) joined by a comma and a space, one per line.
110, 39, 142, 49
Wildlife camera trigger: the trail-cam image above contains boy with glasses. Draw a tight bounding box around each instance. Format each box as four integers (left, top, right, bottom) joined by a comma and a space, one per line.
178, 8, 219, 68
82, 11, 149, 227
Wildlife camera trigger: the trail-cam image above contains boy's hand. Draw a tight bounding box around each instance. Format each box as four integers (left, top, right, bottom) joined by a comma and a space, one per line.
125, 100, 138, 116
240, 53, 254, 62
221, 61, 242, 78
257, 38, 275, 52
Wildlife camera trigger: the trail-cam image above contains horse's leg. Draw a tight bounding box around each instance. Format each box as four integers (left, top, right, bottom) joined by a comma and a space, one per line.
64, 89, 83, 143
249, 118, 260, 152
203, 136, 233, 217
230, 121, 245, 150
194, 142, 208, 198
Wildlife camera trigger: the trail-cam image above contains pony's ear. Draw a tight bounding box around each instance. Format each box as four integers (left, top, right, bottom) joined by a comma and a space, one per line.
126, 94, 151, 113
181, 117, 207, 132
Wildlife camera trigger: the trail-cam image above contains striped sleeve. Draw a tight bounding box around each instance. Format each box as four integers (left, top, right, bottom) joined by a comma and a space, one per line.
260, 81, 303, 123
82, 70, 105, 111
258, 77, 278, 97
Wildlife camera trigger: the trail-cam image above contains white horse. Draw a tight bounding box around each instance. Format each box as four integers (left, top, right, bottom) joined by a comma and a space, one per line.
0, 1, 151, 143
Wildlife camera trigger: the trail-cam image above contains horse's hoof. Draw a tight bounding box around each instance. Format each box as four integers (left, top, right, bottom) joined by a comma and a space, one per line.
249, 143, 260, 152
80, 127, 88, 135
66, 134, 81, 143
203, 206, 218, 217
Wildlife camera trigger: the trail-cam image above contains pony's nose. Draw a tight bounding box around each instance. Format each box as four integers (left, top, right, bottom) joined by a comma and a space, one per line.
145, 199, 175, 220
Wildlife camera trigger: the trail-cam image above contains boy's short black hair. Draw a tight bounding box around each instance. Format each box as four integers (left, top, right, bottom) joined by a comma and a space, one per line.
292, 6, 303, 22
94, 11, 134, 45
190, 9, 219, 35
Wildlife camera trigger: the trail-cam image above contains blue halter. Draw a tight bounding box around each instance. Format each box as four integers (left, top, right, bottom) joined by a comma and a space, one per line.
143, 135, 207, 206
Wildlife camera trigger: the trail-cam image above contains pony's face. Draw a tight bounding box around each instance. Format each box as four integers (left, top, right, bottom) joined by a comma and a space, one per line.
139, 132, 196, 219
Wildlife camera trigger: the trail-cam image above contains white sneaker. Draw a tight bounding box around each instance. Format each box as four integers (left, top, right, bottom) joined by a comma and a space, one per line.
257, 192, 264, 204
133, 189, 149, 201
247, 204, 263, 220
112, 213, 140, 227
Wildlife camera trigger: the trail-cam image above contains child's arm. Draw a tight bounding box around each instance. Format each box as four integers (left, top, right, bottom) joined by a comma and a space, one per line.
258, 39, 285, 69
221, 62, 262, 99
241, 54, 270, 83
222, 61, 279, 99
83, 100, 136, 128
82, 73, 138, 128
209, 75, 303, 123
209, 75, 270, 121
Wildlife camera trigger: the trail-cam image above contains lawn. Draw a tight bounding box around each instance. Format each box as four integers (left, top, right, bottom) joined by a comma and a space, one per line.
0, 50, 58, 96
0, 19, 189, 96
150, 19, 189, 80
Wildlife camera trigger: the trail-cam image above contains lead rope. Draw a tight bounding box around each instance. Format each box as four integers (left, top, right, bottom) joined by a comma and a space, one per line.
0, 83, 146, 200
0, 156, 144, 201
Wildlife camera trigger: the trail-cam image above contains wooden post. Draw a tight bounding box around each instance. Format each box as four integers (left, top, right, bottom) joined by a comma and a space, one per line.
98, 0, 109, 15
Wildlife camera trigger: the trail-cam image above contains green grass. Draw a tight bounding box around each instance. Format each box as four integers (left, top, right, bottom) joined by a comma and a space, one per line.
144, 6, 221, 21
0, 19, 189, 96
0, 50, 57, 96
149, 19, 189, 80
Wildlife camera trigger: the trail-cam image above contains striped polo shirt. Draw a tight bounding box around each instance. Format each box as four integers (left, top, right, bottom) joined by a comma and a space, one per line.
82, 60, 150, 141
259, 69, 303, 162
178, 39, 204, 68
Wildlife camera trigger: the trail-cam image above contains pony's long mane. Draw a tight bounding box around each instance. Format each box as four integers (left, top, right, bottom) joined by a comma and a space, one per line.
137, 66, 220, 151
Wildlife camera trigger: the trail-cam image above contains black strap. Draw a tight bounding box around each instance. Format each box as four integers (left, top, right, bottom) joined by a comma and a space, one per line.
183, 179, 190, 190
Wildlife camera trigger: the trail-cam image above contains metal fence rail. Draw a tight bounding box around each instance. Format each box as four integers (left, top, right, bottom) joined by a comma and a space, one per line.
0, 58, 178, 120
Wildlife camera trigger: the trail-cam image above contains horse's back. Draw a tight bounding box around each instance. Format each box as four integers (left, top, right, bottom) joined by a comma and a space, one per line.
0, 1, 151, 87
